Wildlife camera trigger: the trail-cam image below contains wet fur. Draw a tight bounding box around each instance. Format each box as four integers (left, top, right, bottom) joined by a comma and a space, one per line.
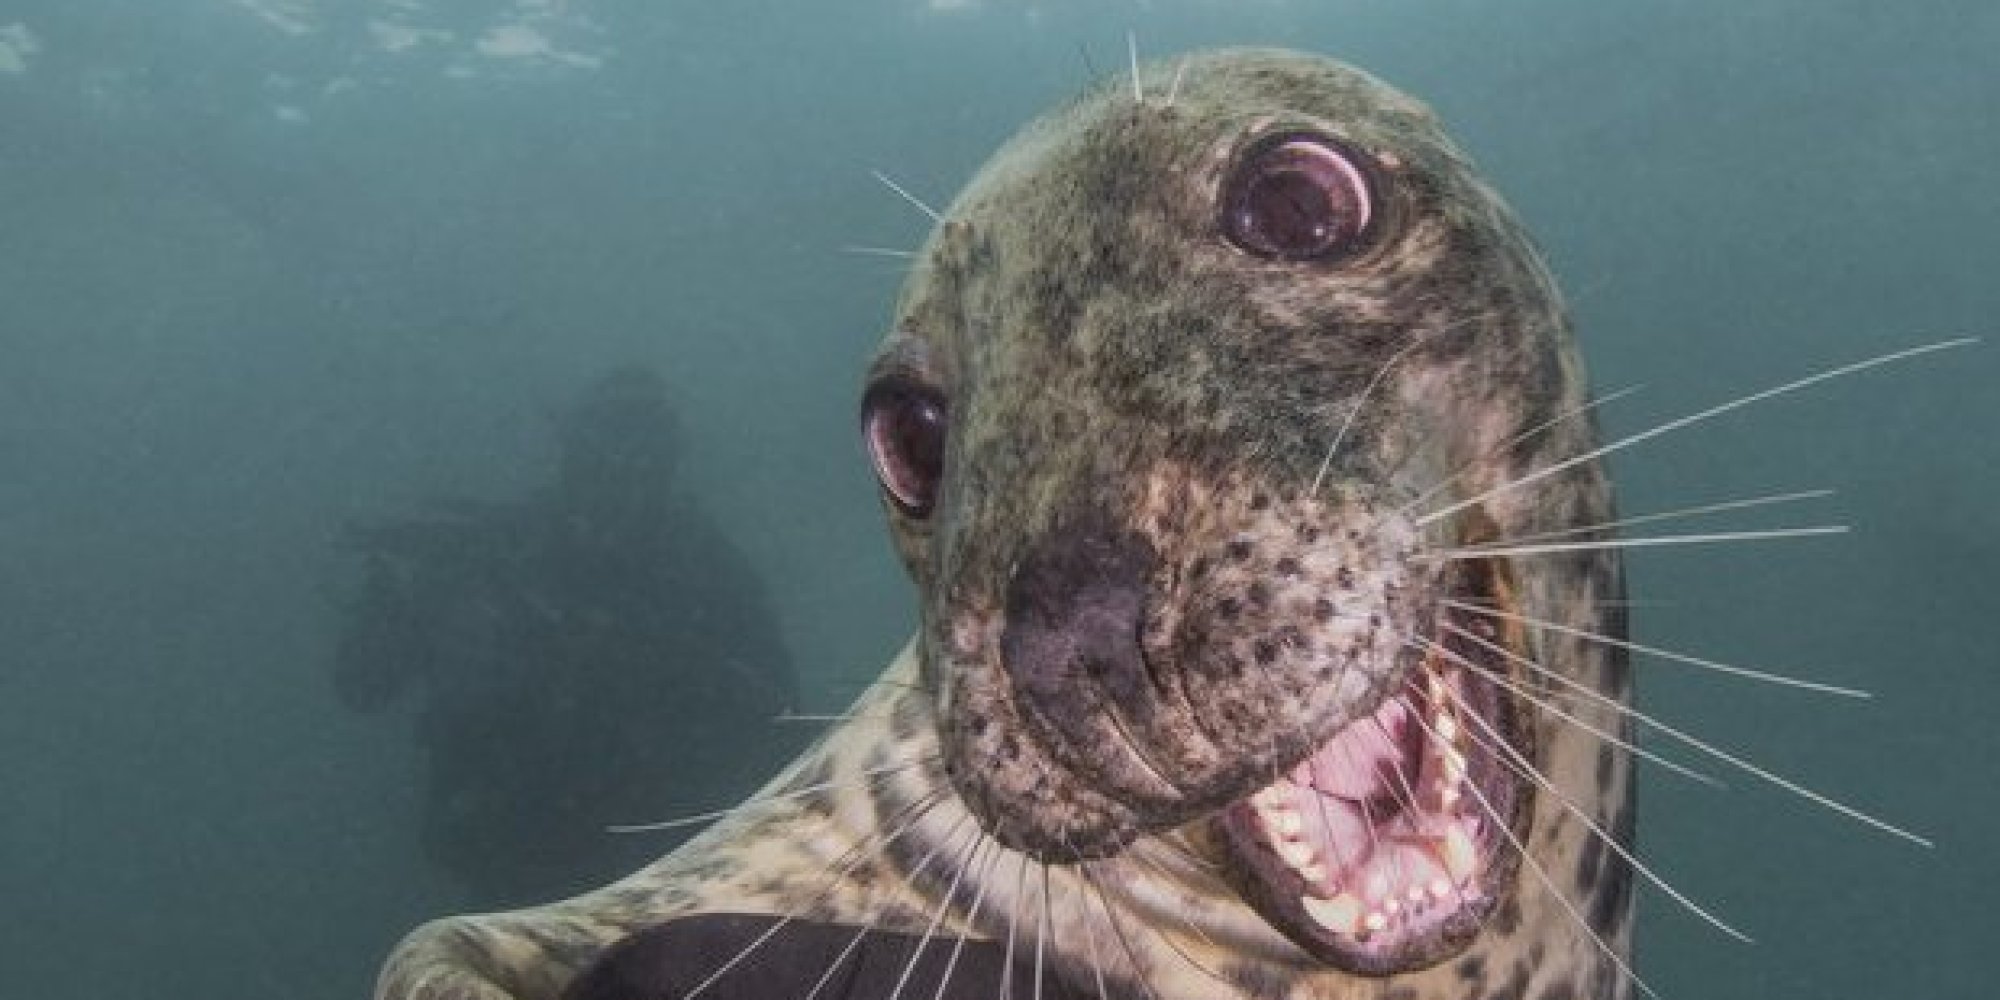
375, 49, 1633, 1000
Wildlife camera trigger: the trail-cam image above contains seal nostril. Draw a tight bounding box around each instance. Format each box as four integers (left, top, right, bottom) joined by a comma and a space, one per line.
998, 512, 1160, 715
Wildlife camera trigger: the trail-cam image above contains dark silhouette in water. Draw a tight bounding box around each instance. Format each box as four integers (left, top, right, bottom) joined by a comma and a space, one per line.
333, 366, 801, 906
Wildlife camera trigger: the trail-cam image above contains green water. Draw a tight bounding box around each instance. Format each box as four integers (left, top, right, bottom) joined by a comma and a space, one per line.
1, 2, 1993, 998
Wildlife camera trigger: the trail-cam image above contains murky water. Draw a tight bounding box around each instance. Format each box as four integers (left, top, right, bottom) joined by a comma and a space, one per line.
2, 3, 1993, 998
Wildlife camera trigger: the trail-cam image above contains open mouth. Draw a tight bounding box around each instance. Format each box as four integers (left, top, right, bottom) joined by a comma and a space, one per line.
1213, 558, 1526, 973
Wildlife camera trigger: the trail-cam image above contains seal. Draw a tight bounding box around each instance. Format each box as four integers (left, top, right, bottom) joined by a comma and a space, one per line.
375, 48, 1634, 1000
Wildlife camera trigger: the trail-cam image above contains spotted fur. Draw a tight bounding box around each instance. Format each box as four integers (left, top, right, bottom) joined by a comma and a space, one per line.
375, 49, 1633, 1000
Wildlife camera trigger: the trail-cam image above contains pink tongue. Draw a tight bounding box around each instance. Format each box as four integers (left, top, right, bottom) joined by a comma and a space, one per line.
1289, 697, 1413, 800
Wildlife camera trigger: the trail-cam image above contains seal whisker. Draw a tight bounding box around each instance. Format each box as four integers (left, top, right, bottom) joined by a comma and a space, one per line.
1158, 829, 1224, 871
1122, 847, 1228, 955
1455, 619, 1934, 847
1311, 740, 1361, 876
1415, 336, 1979, 529
1126, 31, 1143, 105
926, 836, 1004, 1000
1001, 851, 1031, 1000
681, 789, 950, 1000
799, 905, 889, 1000
1424, 524, 1849, 561
1061, 835, 1114, 1000
1082, 861, 1166, 1000
1035, 863, 1052, 1000
840, 244, 919, 259
1484, 488, 1837, 547
1163, 59, 1188, 108
604, 757, 934, 833
800, 811, 972, 1000
1334, 735, 1409, 902
870, 169, 944, 225
1394, 384, 1643, 520
1417, 639, 1756, 943
886, 820, 986, 1000
1311, 314, 1487, 496
1426, 627, 1722, 787
1444, 598, 1872, 700
1365, 707, 1481, 917
1406, 706, 1661, 1000
773, 710, 896, 724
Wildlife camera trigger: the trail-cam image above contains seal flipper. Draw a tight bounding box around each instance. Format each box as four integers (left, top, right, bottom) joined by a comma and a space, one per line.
561, 914, 1100, 1000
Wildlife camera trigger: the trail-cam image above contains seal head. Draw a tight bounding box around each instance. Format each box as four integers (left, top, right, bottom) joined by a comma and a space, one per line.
862, 50, 1615, 977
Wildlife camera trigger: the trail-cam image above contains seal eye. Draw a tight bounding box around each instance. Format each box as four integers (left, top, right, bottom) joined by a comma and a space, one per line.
1222, 132, 1376, 261
862, 381, 948, 518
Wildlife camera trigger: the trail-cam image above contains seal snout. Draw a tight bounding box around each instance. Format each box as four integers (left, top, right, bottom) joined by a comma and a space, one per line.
980, 482, 1443, 859
996, 510, 1187, 824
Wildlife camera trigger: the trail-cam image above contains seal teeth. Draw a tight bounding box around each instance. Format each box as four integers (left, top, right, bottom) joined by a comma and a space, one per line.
1439, 826, 1479, 884
1255, 792, 1305, 839
1301, 892, 1363, 933
1274, 807, 1305, 837
1275, 838, 1319, 872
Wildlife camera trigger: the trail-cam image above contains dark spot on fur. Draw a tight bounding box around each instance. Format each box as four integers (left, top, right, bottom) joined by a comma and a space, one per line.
1336, 566, 1356, 589
1254, 640, 1277, 665
1535, 980, 1577, 1000
1487, 964, 1531, 1000
1296, 524, 1322, 542
1250, 492, 1271, 511
1274, 556, 1301, 577
537, 930, 611, 976
1584, 965, 1620, 1000
1224, 960, 1292, 997
1226, 539, 1252, 562
1576, 818, 1606, 888
1217, 597, 1241, 620
680, 855, 735, 884
1589, 796, 1638, 937
1312, 598, 1335, 622
1248, 581, 1271, 608
1456, 954, 1487, 982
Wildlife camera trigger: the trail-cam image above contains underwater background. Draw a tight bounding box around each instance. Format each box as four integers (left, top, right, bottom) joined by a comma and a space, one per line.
1, 1, 1994, 998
